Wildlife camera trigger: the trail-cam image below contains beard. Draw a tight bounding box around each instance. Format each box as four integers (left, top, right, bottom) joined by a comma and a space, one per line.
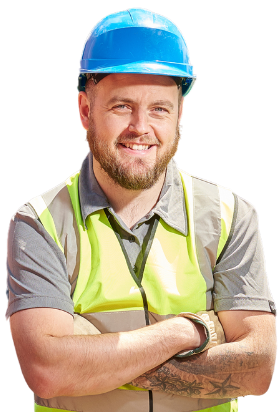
87, 123, 181, 191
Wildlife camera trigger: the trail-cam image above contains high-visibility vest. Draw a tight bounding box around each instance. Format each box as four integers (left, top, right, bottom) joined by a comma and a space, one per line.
29, 170, 238, 412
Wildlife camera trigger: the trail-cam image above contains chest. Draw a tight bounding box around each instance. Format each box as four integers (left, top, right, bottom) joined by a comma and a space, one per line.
72, 211, 209, 319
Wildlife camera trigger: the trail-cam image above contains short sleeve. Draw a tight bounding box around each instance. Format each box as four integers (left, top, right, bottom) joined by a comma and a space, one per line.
6, 204, 74, 318
213, 196, 276, 314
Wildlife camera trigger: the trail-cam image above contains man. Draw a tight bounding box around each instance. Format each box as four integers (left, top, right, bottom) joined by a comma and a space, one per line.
6, 8, 276, 412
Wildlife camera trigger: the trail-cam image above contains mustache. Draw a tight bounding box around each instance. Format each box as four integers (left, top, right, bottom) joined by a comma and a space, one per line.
116, 134, 160, 146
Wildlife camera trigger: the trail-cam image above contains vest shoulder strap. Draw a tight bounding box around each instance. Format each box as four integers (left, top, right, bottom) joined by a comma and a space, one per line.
28, 176, 80, 294
179, 170, 236, 267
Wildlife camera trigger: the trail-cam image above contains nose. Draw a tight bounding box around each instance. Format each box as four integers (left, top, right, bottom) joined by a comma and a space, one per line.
128, 108, 150, 135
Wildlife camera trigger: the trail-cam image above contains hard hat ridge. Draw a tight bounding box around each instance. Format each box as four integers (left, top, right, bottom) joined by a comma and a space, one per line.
78, 8, 196, 96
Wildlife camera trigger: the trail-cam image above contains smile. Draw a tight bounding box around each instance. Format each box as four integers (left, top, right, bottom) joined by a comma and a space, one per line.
120, 143, 151, 151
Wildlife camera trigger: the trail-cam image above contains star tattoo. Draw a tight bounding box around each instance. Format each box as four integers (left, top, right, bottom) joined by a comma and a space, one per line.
138, 367, 204, 396
206, 375, 240, 396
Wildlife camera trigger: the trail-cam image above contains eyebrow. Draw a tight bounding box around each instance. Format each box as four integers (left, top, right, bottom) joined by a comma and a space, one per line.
107, 97, 135, 106
152, 100, 175, 111
107, 97, 175, 111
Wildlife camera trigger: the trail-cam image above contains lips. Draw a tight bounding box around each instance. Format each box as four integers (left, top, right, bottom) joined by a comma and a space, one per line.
121, 143, 151, 151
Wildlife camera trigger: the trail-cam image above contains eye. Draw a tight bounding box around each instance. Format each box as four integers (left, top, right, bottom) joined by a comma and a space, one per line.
111, 104, 132, 114
152, 107, 169, 116
112, 104, 130, 110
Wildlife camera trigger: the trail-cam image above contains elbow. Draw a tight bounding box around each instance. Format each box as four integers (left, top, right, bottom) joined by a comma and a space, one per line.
252, 379, 272, 396
34, 380, 60, 400
252, 381, 271, 396
252, 368, 274, 396
24, 365, 64, 399
238, 323, 276, 396
249, 351, 276, 396
12, 359, 60, 399
13, 365, 54, 399
32, 383, 56, 400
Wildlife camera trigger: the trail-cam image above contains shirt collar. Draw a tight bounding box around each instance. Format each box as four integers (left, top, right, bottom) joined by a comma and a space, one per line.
79, 152, 188, 236
152, 159, 188, 236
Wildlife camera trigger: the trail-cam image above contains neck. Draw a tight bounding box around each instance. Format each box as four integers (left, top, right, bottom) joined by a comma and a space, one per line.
93, 158, 166, 228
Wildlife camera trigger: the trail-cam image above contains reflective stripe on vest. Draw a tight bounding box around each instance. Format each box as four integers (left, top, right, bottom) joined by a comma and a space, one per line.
29, 170, 237, 412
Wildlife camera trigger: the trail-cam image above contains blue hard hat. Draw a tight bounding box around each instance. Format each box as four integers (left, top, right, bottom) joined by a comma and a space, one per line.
78, 8, 196, 96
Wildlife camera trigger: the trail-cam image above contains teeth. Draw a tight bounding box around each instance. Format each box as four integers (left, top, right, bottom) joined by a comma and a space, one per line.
123, 143, 150, 150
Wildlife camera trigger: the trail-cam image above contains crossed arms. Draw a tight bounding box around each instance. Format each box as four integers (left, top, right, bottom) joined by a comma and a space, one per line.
10, 307, 276, 399
131, 310, 276, 397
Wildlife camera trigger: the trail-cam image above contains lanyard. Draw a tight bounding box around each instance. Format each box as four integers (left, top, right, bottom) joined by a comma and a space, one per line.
104, 208, 159, 325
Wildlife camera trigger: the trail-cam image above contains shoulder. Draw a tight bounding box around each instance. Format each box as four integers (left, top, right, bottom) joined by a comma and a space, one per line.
9, 168, 73, 227
7, 175, 76, 249
31, 181, 69, 215
179, 169, 256, 209
178, 169, 236, 220
11, 166, 80, 224
179, 169, 259, 237
179, 169, 233, 197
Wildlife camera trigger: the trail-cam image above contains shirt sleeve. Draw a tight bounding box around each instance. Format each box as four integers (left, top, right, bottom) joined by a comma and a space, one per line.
213, 195, 276, 314
6, 204, 74, 318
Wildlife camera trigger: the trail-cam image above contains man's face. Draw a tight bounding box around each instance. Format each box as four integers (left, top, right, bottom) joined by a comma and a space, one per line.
86, 73, 183, 190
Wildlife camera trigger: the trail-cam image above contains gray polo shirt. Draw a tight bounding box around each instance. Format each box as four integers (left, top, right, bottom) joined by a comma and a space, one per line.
6, 154, 276, 318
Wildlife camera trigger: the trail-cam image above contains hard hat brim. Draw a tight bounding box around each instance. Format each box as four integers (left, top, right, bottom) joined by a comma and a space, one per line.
80, 60, 194, 77
80, 61, 196, 96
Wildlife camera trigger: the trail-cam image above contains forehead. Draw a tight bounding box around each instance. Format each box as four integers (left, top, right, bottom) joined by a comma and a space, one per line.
91, 73, 179, 101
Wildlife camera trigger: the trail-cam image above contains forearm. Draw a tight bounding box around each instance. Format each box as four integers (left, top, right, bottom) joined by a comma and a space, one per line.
34, 318, 202, 397
132, 314, 276, 398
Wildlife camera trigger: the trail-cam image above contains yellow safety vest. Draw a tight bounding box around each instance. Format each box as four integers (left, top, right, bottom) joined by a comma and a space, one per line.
29, 170, 238, 412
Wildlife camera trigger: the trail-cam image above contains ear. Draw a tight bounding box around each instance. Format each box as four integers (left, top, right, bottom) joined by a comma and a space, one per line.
178, 97, 184, 124
78, 92, 90, 131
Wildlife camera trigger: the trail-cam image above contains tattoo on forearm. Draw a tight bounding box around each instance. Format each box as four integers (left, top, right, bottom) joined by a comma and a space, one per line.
135, 366, 205, 396
132, 347, 256, 397
206, 375, 239, 396
132, 367, 240, 398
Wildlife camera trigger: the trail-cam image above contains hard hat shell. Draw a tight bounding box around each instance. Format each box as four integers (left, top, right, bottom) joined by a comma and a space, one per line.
79, 8, 196, 96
